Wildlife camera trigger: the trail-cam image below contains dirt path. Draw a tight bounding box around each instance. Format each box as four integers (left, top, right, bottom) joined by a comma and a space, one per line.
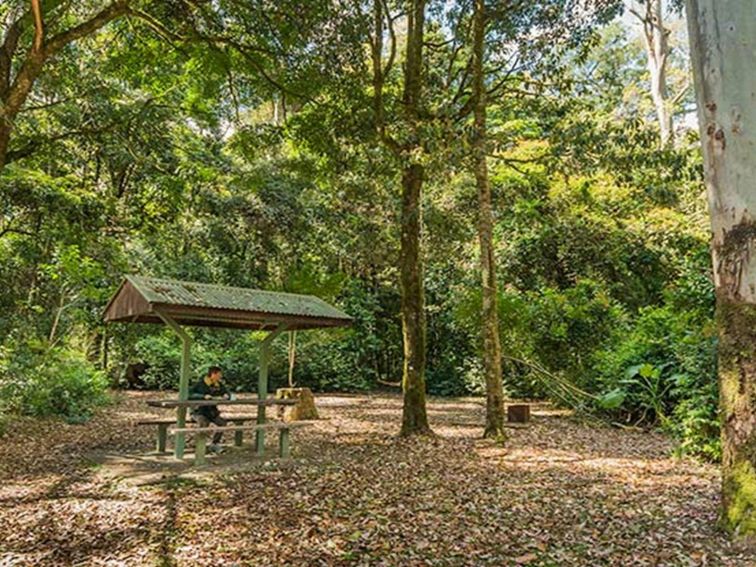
0, 392, 751, 566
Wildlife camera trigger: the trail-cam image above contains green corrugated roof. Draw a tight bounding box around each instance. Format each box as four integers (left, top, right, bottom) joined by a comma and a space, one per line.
103, 275, 352, 330
124, 275, 351, 322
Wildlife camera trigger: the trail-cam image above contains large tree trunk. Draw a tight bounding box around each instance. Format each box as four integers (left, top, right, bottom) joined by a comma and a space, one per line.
686, 0, 756, 540
472, 0, 505, 439
629, 0, 673, 146
400, 163, 430, 435
399, 0, 431, 436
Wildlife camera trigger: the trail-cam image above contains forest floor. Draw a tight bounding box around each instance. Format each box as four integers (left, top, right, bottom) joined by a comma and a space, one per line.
0, 392, 752, 566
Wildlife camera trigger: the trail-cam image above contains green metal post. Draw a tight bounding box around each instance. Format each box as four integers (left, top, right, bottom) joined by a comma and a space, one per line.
228, 417, 244, 445
195, 432, 207, 465
156, 311, 192, 459
157, 423, 168, 453
255, 324, 287, 456
279, 427, 290, 458
256, 339, 270, 456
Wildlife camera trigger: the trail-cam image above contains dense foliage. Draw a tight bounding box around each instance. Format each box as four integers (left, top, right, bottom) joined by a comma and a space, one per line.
0, 3, 718, 459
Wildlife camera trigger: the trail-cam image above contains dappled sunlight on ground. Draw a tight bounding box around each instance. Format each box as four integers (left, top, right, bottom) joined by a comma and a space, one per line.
0, 391, 751, 565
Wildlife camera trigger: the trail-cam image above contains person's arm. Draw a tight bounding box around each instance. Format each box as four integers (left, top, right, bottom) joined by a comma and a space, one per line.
188, 381, 207, 400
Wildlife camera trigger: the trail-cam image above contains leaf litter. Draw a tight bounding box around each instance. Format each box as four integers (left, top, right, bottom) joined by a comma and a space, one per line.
0, 392, 752, 566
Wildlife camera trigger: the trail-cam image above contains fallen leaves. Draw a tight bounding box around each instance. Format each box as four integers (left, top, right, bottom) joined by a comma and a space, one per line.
0, 392, 752, 566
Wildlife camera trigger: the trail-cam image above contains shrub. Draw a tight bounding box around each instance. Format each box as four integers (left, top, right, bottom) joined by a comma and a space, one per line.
593, 302, 719, 459
131, 329, 262, 391
295, 337, 372, 392
671, 381, 720, 461
0, 338, 109, 422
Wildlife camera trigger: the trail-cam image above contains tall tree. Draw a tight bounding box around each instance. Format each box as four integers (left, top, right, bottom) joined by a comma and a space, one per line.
627, 0, 673, 146
686, 0, 756, 539
398, 0, 431, 436
372, 0, 432, 435
471, 0, 506, 439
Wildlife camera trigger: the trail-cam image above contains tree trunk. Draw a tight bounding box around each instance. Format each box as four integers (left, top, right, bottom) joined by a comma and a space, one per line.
472, 0, 506, 440
400, 162, 430, 435
399, 0, 431, 436
630, 0, 673, 146
686, 0, 756, 540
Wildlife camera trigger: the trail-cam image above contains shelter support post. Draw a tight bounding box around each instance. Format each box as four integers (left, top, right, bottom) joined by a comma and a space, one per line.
256, 324, 288, 456
156, 310, 192, 459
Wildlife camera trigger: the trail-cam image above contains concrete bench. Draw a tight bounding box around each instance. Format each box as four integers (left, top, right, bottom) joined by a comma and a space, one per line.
136, 416, 257, 453
170, 422, 309, 465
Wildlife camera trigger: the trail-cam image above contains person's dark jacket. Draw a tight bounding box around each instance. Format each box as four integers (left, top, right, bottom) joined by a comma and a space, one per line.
188, 378, 229, 419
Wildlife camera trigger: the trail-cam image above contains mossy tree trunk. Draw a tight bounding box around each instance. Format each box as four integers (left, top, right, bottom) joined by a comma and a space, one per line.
472, 0, 505, 440
686, 0, 756, 539
371, 0, 431, 436
398, 0, 431, 436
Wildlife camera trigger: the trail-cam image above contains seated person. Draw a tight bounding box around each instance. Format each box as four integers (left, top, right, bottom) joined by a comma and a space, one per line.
189, 365, 231, 452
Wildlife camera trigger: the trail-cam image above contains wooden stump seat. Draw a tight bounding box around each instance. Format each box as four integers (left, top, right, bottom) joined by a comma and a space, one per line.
275, 387, 319, 421
507, 404, 531, 423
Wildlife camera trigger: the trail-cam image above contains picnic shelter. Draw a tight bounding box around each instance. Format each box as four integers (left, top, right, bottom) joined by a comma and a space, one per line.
103, 275, 352, 459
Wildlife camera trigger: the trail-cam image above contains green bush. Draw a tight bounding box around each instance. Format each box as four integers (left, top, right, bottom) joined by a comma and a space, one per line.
131, 329, 263, 391
524, 280, 629, 390
671, 381, 720, 461
0, 338, 109, 422
132, 332, 182, 390
592, 300, 719, 459
295, 337, 371, 391
481, 280, 628, 399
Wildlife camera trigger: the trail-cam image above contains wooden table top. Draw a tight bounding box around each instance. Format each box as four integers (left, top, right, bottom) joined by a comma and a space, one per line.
146, 398, 297, 408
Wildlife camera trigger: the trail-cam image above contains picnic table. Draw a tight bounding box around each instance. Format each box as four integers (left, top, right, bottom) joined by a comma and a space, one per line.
143, 397, 297, 460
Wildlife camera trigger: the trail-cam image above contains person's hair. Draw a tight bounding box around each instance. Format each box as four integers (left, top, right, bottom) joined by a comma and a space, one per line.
207, 365, 222, 377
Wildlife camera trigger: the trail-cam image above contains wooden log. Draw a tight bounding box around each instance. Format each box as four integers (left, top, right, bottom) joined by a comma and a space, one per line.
275, 387, 319, 422
507, 404, 530, 423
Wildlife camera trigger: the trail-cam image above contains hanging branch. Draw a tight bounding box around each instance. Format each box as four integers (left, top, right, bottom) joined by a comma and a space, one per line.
502, 355, 599, 407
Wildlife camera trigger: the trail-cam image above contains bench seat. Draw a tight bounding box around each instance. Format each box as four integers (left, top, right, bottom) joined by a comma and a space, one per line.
136, 416, 257, 452
170, 422, 310, 464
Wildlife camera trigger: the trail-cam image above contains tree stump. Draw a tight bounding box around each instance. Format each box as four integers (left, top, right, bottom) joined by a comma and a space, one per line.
507, 404, 530, 423
276, 387, 319, 422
